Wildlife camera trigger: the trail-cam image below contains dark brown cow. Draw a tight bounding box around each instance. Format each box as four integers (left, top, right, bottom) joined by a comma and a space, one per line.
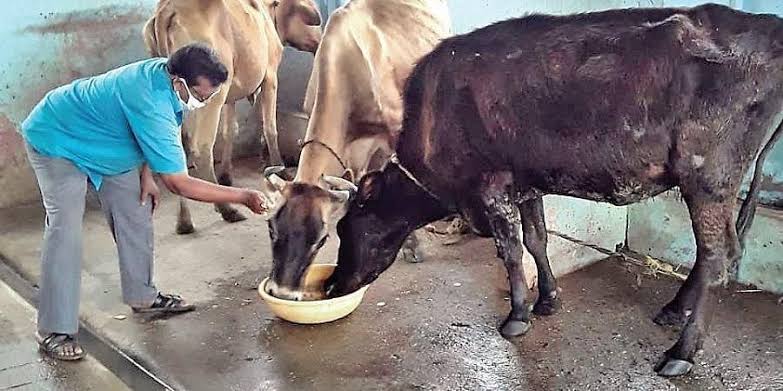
324, 4, 783, 377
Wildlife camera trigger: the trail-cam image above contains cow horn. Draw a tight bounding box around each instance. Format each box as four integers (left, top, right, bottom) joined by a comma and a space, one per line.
268, 174, 288, 191
260, 166, 288, 215
264, 165, 286, 178
321, 175, 357, 193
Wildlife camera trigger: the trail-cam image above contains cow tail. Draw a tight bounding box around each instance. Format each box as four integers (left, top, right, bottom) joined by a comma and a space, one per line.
735, 118, 783, 246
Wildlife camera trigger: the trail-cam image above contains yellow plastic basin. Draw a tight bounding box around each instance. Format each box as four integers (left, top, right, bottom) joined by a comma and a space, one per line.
258, 264, 370, 324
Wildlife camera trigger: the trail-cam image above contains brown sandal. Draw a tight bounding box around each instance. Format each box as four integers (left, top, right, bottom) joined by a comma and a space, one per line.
37, 333, 86, 361
132, 292, 195, 313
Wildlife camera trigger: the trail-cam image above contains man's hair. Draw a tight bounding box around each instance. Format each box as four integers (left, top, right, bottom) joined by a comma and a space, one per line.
166, 43, 229, 87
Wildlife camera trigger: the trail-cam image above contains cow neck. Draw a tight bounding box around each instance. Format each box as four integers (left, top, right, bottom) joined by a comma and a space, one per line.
295, 139, 346, 184
300, 139, 347, 171
388, 154, 441, 202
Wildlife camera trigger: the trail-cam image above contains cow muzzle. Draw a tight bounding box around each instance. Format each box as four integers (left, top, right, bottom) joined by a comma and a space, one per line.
266, 275, 328, 301
265, 279, 304, 301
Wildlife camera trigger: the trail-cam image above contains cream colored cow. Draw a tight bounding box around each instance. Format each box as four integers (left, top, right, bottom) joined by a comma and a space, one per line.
260, 0, 452, 285
143, 0, 321, 234
298, 0, 451, 182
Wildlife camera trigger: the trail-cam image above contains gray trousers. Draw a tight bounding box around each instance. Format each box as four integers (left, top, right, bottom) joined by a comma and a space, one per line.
25, 143, 158, 335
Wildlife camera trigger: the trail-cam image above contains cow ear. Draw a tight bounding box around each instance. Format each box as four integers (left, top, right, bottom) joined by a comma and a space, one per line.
259, 178, 285, 219
260, 166, 289, 219
321, 188, 349, 224
297, 1, 322, 26
357, 171, 384, 205
342, 168, 354, 183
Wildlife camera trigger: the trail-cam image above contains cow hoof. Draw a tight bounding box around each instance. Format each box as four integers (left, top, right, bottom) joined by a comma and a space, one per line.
221, 209, 247, 223
500, 318, 531, 337
655, 357, 694, 377
532, 296, 562, 316
445, 217, 471, 235
176, 222, 195, 235
402, 251, 422, 264
654, 306, 686, 327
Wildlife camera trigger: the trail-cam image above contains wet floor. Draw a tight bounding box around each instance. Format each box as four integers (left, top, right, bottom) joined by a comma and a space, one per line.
0, 279, 130, 391
0, 161, 781, 390
132, 254, 783, 391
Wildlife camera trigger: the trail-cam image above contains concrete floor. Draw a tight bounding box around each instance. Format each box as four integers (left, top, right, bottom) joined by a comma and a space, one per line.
0, 162, 781, 391
0, 279, 129, 391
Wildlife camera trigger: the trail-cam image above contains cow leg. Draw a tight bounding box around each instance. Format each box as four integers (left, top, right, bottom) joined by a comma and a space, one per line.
189, 101, 246, 224
401, 231, 423, 264
654, 196, 740, 328
491, 212, 530, 337
177, 124, 196, 234
216, 102, 238, 187
518, 197, 561, 316
655, 195, 739, 377
444, 216, 471, 236
654, 280, 699, 327
477, 187, 531, 337
176, 197, 195, 234
255, 73, 282, 166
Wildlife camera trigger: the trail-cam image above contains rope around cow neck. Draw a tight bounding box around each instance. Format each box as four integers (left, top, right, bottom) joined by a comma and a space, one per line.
298, 139, 348, 171
388, 154, 441, 202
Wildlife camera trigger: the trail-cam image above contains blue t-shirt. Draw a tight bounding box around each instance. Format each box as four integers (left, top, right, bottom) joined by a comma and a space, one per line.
21, 58, 186, 189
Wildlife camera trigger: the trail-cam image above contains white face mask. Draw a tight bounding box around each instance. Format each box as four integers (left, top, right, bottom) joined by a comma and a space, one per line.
176, 78, 218, 111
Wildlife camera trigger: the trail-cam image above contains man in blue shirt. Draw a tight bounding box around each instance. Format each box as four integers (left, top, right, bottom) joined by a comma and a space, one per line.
21, 43, 266, 361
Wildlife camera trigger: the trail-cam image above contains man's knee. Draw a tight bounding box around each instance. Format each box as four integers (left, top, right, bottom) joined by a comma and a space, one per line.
43, 198, 86, 229
100, 191, 152, 233
120, 201, 153, 229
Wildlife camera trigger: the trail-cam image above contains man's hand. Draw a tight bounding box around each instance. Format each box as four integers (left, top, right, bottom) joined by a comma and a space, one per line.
159, 173, 268, 215
140, 165, 160, 213
242, 190, 267, 214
